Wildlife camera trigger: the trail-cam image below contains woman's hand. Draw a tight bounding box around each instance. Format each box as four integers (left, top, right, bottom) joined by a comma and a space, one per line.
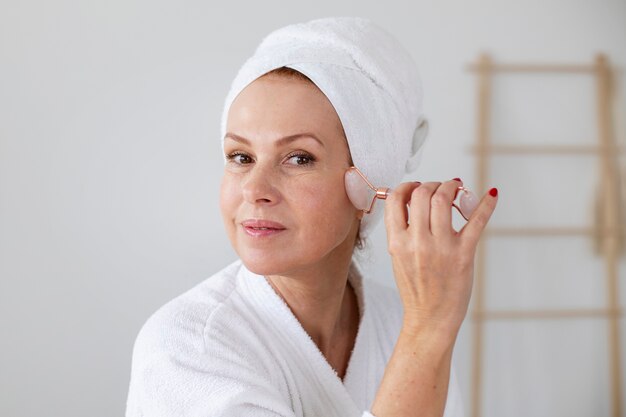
384, 179, 498, 337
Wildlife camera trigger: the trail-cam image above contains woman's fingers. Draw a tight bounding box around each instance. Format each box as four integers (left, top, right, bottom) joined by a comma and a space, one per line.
384, 181, 422, 234
429, 179, 463, 237
459, 188, 498, 246
386, 179, 497, 243
407, 182, 439, 236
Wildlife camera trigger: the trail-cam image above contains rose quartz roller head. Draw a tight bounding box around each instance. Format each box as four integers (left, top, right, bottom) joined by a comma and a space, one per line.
344, 166, 391, 214
453, 186, 479, 221
344, 166, 479, 221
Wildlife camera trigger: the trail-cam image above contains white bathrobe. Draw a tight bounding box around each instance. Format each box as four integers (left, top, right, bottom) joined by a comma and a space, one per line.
125, 259, 465, 417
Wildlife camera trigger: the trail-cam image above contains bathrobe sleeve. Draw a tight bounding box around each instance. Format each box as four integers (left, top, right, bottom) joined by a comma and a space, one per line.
125, 302, 298, 417
444, 364, 465, 417
358, 363, 465, 417
362, 366, 465, 417
124, 309, 384, 417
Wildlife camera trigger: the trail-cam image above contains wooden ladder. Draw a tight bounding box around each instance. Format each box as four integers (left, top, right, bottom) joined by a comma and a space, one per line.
465, 53, 623, 417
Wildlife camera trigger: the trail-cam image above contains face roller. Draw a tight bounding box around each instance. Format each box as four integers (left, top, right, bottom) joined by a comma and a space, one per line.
344, 166, 479, 221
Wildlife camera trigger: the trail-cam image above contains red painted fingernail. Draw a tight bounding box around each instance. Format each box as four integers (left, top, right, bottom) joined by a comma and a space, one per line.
453, 177, 461, 182
489, 187, 498, 197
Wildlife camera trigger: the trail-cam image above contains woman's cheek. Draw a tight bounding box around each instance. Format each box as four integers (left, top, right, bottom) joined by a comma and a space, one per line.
300, 181, 341, 221
219, 175, 240, 220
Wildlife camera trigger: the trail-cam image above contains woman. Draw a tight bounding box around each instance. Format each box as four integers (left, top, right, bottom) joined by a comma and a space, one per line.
125, 17, 498, 417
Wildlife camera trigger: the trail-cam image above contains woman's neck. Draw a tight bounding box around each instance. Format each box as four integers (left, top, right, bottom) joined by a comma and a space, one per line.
266, 256, 360, 378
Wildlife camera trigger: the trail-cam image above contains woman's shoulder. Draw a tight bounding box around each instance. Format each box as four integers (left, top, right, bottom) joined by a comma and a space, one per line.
363, 277, 401, 307
131, 259, 247, 358
352, 262, 405, 339
125, 260, 293, 416
364, 279, 403, 324
352, 261, 403, 313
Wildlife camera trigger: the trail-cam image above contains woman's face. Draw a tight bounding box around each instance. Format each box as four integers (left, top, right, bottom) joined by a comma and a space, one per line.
220, 74, 360, 276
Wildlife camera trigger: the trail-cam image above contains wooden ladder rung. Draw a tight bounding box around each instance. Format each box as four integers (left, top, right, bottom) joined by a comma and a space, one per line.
485, 227, 623, 237
465, 63, 596, 73
472, 308, 623, 320
469, 144, 625, 155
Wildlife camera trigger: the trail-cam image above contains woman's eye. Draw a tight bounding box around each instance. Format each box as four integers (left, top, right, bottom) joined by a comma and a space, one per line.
226, 152, 253, 164
286, 153, 315, 166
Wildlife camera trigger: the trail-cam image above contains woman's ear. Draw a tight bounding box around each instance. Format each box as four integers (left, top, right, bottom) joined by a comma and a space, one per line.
405, 116, 429, 173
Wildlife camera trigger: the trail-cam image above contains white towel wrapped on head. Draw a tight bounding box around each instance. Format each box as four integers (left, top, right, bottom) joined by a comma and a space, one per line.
220, 16, 428, 239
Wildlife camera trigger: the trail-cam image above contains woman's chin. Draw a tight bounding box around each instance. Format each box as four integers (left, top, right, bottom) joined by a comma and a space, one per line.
240, 257, 286, 277
239, 248, 317, 277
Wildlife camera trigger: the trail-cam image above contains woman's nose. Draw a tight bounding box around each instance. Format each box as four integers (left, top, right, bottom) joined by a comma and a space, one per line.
241, 166, 281, 205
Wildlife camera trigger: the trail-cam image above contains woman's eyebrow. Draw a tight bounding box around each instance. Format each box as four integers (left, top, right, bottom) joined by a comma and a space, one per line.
224, 132, 325, 148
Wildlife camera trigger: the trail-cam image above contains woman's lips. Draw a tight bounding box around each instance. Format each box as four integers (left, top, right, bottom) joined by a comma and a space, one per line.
241, 219, 286, 238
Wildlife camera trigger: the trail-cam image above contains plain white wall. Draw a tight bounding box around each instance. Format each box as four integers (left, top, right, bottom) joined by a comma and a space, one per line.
1, 0, 625, 416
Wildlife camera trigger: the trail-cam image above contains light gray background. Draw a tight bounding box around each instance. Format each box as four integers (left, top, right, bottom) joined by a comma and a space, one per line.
1, 0, 625, 416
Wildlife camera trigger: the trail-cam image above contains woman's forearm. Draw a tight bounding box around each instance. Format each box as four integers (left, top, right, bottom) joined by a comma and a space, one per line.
370, 323, 457, 417
373, 178, 498, 417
